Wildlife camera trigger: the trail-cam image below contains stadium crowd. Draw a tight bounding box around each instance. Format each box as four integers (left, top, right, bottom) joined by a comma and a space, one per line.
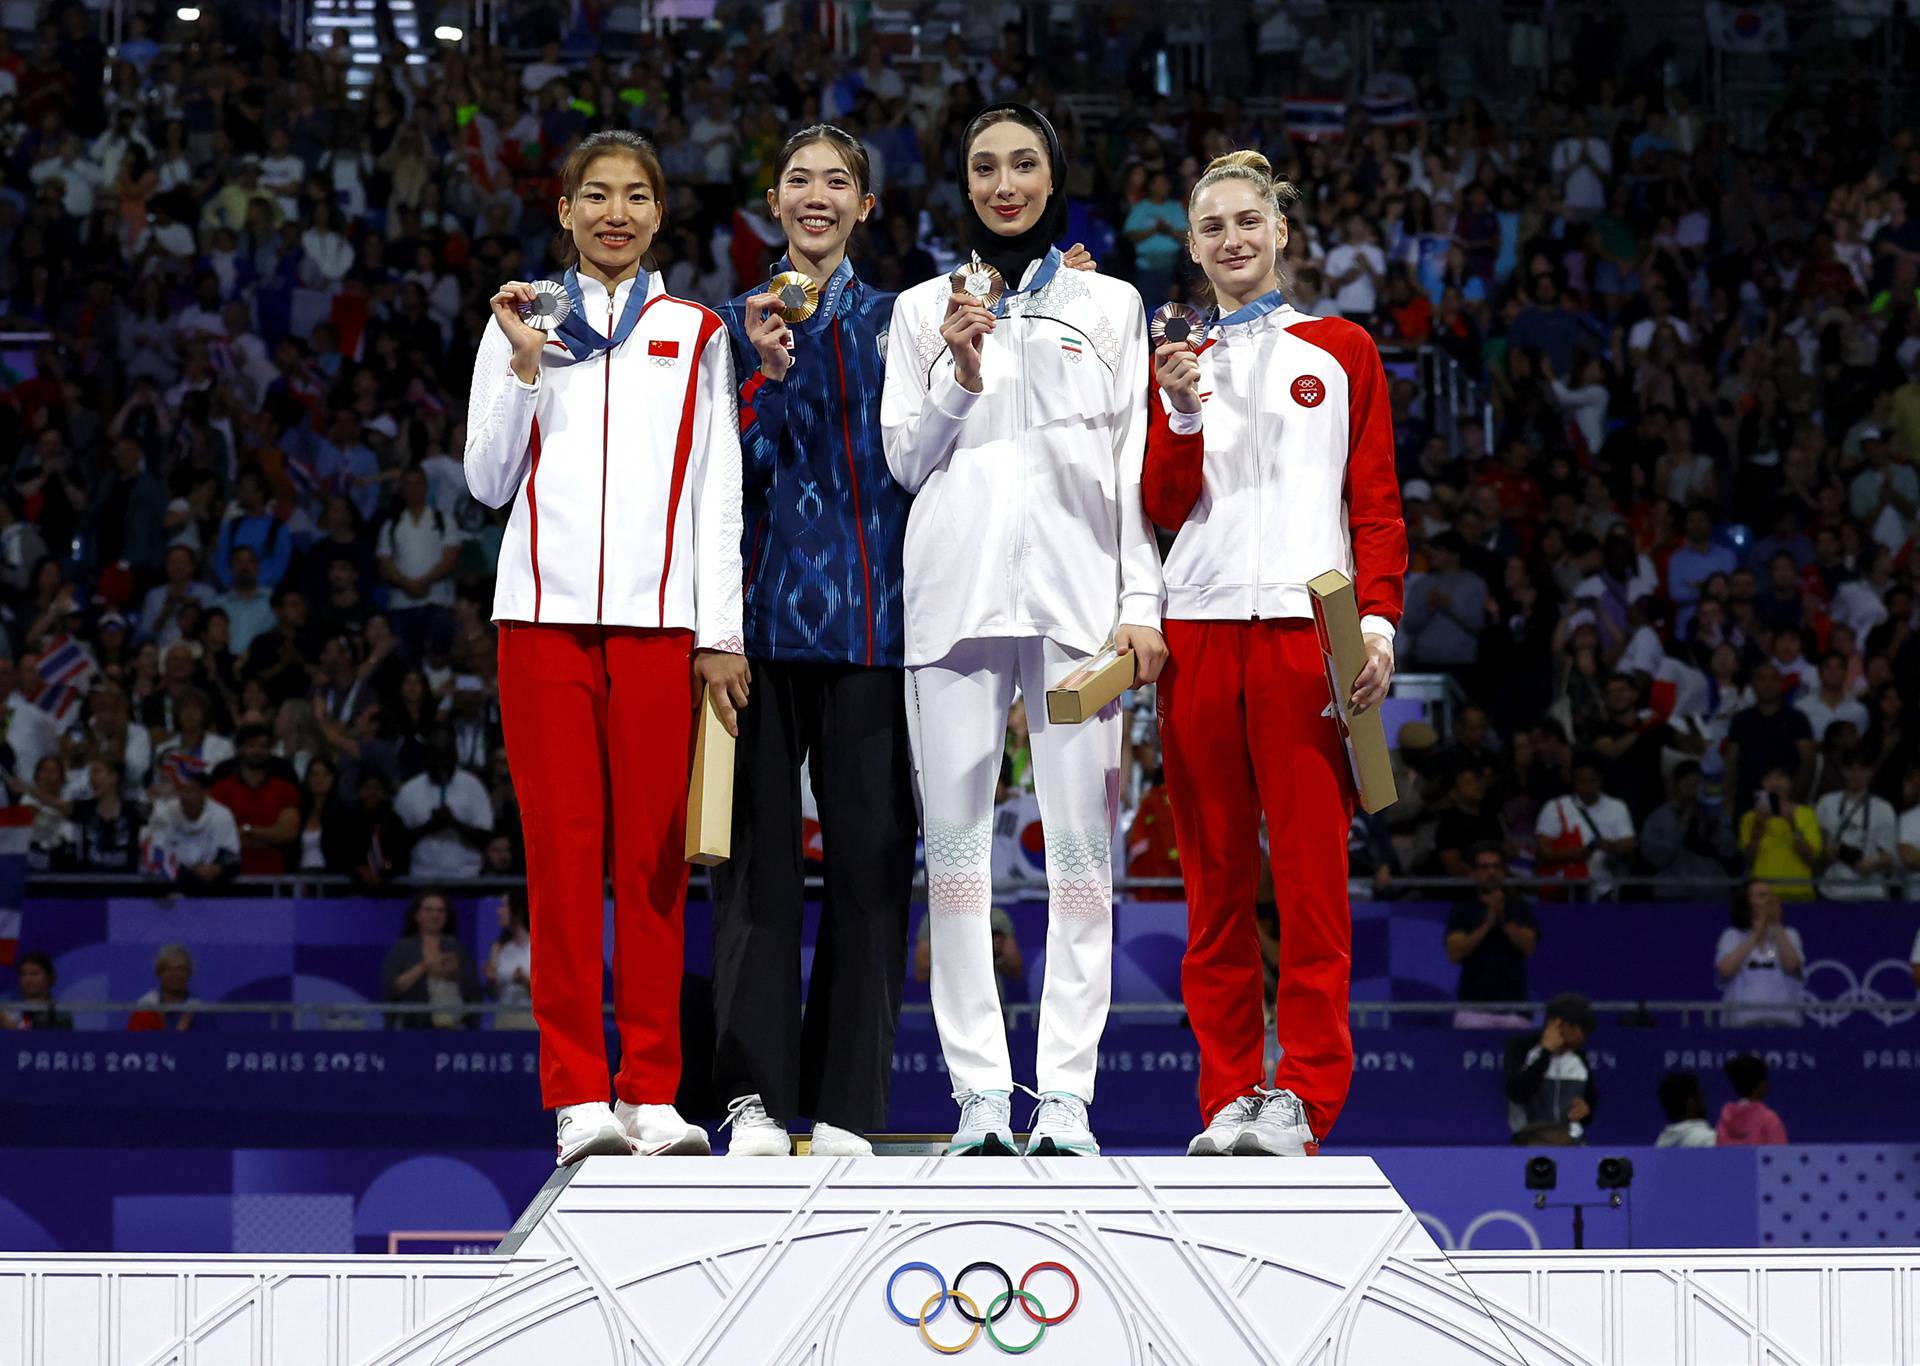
0, 0, 1917, 942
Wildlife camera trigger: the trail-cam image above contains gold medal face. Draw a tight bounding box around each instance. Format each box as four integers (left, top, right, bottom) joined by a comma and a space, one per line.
949, 256, 1006, 311
1150, 302, 1205, 347
519, 279, 573, 330
767, 270, 821, 323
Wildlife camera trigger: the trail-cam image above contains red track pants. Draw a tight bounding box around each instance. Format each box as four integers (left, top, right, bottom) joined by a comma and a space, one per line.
1158, 618, 1356, 1139
497, 622, 695, 1110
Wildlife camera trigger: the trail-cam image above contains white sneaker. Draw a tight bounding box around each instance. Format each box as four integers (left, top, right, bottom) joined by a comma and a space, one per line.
1188, 1095, 1263, 1156
613, 1100, 711, 1156
722, 1094, 791, 1156
1232, 1088, 1315, 1156
555, 1102, 631, 1166
946, 1089, 1016, 1156
808, 1121, 873, 1157
1024, 1092, 1099, 1156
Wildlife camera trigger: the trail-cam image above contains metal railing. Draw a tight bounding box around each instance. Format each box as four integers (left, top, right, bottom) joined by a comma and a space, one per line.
28, 997, 1905, 1030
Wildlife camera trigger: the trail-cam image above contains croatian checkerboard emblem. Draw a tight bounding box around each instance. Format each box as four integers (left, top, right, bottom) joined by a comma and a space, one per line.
1291, 374, 1325, 407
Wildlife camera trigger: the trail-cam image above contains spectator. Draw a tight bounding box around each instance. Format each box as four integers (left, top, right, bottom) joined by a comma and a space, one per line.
1666, 504, 1736, 634
1121, 169, 1185, 304
1716, 1055, 1788, 1146
1401, 530, 1490, 672
151, 689, 235, 792
1724, 664, 1816, 812
212, 469, 293, 591
1534, 754, 1636, 898
139, 771, 240, 889
208, 724, 300, 876
1503, 992, 1598, 1146
1797, 651, 1870, 741
485, 888, 534, 1030
1640, 761, 1736, 896
337, 770, 409, 888
375, 467, 460, 663
294, 753, 353, 874
128, 944, 198, 1032
138, 545, 217, 649
1814, 749, 1901, 900
1445, 842, 1539, 1027
1737, 764, 1823, 901
238, 586, 317, 708
1654, 1072, 1718, 1149
915, 905, 1024, 1004
210, 547, 276, 657
380, 889, 481, 1030
1715, 880, 1806, 1027
64, 758, 143, 873
0, 951, 72, 1030
394, 728, 493, 880
1899, 764, 1920, 905
1426, 761, 1506, 876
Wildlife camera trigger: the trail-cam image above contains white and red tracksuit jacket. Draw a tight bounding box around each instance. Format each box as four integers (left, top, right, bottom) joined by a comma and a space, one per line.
464, 271, 745, 652
1142, 300, 1405, 637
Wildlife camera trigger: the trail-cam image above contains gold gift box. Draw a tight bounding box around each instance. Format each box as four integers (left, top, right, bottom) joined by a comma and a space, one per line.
684, 688, 735, 865
1045, 646, 1137, 726
1308, 569, 1399, 815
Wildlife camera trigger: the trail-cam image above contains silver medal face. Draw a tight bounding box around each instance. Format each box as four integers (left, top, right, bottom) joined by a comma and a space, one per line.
519, 280, 573, 331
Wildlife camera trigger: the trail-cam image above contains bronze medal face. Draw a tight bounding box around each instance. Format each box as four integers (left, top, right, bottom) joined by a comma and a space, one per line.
519, 279, 573, 331
767, 270, 820, 323
1150, 302, 1205, 347
950, 256, 1006, 311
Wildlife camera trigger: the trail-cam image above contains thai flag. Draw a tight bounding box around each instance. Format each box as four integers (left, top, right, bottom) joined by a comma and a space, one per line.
0, 806, 33, 966
1363, 89, 1421, 129
285, 450, 321, 500
34, 634, 97, 725
1285, 99, 1348, 142
140, 834, 180, 882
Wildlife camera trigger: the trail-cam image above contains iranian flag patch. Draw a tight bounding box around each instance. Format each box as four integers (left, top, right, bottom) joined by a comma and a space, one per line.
1060, 335, 1083, 362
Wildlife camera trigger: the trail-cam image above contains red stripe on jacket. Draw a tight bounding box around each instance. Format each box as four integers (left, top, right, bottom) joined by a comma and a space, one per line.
1289, 317, 1407, 630
659, 308, 726, 626
526, 416, 544, 621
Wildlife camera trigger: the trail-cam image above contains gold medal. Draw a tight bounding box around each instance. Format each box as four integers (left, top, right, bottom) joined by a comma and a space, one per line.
949, 255, 1006, 311
1150, 302, 1205, 347
766, 270, 820, 324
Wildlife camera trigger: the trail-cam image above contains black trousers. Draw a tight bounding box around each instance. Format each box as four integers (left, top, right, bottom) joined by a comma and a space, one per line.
709, 659, 916, 1131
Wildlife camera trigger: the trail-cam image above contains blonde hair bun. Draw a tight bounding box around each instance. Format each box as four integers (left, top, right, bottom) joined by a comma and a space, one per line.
1203, 149, 1273, 179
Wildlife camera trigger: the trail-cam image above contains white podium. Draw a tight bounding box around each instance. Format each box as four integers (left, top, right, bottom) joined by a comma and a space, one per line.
4, 1157, 1917, 1364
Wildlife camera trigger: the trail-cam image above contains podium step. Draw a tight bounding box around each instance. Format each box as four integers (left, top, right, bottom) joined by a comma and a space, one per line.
459, 1155, 1531, 1364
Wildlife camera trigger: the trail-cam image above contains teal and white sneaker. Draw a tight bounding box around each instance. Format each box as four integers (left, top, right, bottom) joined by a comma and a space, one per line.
1232, 1088, 1314, 1156
1024, 1092, 1099, 1156
946, 1089, 1016, 1156
1187, 1094, 1262, 1156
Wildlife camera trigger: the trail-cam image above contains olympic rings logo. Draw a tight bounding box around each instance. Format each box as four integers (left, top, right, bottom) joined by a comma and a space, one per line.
884, 1261, 1080, 1354
1800, 959, 1918, 1029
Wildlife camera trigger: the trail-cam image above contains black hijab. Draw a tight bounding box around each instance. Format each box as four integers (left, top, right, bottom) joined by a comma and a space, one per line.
958, 102, 1068, 289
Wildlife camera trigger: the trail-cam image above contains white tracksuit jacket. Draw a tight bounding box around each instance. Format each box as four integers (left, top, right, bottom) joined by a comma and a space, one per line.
1141, 300, 1406, 638
463, 271, 744, 652
879, 253, 1163, 666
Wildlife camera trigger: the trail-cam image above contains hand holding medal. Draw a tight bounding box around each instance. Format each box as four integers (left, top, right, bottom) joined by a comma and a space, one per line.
942, 254, 1002, 392
1151, 302, 1206, 415
745, 272, 817, 381
489, 279, 567, 384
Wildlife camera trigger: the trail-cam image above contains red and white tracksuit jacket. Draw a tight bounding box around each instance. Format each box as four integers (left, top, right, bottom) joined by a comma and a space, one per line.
464, 270, 744, 1111
1143, 300, 1406, 1141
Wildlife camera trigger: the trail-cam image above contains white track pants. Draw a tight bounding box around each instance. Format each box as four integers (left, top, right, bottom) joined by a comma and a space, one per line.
906, 636, 1122, 1101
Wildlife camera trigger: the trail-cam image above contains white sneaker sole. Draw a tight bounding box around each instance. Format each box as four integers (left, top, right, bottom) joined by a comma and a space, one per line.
807, 1141, 874, 1157
1232, 1130, 1312, 1157
633, 1129, 712, 1157
1187, 1132, 1238, 1156
1025, 1135, 1099, 1157
726, 1132, 792, 1157
557, 1124, 633, 1166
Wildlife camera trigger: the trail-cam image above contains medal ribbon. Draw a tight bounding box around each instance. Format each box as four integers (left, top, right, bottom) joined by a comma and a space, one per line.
993, 247, 1064, 318
1206, 286, 1289, 339
556, 267, 650, 360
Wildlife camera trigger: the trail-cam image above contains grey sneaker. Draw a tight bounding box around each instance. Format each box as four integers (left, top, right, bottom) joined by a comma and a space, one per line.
1024, 1092, 1099, 1156
1232, 1088, 1314, 1156
947, 1089, 1016, 1156
1187, 1094, 1263, 1156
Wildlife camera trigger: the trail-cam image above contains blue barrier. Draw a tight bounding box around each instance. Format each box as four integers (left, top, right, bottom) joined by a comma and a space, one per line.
3, 1141, 1913, 1256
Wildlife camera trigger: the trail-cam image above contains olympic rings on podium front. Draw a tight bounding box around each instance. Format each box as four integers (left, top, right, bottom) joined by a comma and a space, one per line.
885, 1260, 1082, 1352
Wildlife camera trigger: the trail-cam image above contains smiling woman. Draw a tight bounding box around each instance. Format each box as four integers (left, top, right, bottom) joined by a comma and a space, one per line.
879, 101, 1164, 1162
463, 128, 748, 1168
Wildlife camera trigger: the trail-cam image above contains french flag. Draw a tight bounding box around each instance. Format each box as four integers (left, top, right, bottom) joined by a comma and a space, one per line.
1285, 99, 1348, 143
0, 806, 34, 966
34, 634, 98, 726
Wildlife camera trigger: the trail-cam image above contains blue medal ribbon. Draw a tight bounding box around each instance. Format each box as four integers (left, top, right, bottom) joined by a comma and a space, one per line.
555, 266, 650, 360
1206, 286, 1289, 339
994, 248, 1064, 318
